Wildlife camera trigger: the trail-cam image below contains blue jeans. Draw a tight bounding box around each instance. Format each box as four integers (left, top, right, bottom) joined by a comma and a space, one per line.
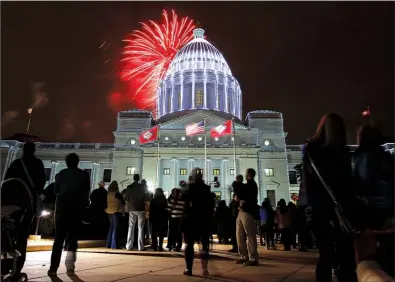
106, 213, 121, 249
126, 211, 145, 251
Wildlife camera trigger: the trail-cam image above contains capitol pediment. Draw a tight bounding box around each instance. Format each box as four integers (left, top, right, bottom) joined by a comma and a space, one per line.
158, 110, 248, 131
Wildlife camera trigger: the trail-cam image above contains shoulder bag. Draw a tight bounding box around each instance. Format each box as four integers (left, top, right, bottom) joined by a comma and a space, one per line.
306, 150, 356, 236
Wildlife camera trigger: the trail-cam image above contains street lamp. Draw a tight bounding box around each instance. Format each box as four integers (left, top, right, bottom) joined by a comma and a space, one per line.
34, 210, 51, 236
26, 95, 45, 135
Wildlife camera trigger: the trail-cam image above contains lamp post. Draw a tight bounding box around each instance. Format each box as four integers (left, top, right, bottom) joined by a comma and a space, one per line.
26, 95, 45, 135
29, 210, 51, 241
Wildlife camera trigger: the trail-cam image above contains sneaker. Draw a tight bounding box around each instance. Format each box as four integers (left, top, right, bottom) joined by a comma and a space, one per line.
235, 259, 247, 264
47, 270, 57, 277
245, 260, 259, 266
66, 269, 75, 276
158, 247, 164, 252
202, 269, 210, 276
183, 269, 192, 276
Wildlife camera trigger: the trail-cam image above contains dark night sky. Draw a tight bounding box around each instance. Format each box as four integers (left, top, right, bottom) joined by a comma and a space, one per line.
1, 2, 394, 144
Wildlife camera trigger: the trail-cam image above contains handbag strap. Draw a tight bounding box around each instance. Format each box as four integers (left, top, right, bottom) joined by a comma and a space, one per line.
306, 150, 341, 207
20, 159, 35, 189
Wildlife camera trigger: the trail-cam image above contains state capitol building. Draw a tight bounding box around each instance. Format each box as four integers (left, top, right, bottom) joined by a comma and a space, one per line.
1, 28, 393, 204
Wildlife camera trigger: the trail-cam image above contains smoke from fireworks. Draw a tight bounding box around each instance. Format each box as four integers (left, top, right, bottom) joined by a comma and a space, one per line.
30, 82, 49, 110
1, 111, 19, 127
119, 9, 195, 115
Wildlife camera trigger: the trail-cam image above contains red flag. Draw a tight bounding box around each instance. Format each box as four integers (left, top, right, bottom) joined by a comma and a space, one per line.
139, 126, 159, 144
210, 120, 233, 138
362, 108, 371, 117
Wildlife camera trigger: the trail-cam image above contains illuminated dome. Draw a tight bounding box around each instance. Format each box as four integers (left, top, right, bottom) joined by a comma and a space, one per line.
157, 28, 242, 119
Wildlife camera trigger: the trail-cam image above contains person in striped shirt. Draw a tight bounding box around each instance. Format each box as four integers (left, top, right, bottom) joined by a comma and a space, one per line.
166, 188, 185, 251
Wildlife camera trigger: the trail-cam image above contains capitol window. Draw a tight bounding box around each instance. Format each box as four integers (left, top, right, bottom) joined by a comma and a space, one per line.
163, 168, 171, 175
126, 166, 136, 175
195, 90, 203, 106
213, 168, 220, 176
227, 97, 231, 112
178, 93, 182, 109
264, 168, 274, 177
167, 96, 171, 111
230, 168, 235, 175
103, 169, 112, 183
216, 94, 220, 109
180, 168, 187, 175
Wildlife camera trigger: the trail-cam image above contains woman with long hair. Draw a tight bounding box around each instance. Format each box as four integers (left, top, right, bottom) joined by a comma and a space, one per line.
149, 188, 168, 251
302, 113, 357, 282
105, 181, 125, 249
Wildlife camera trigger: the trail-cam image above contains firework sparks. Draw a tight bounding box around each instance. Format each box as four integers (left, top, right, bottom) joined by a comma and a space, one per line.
120, 9, 195, 115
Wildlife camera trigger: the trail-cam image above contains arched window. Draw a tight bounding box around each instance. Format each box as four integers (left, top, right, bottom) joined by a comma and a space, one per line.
195, 90, 203, 106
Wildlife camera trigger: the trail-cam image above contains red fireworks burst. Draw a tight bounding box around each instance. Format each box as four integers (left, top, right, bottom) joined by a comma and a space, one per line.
120, 10, 195, 115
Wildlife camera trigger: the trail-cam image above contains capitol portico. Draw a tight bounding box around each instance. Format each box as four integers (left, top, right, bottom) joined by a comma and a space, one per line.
1, 28, 393, 205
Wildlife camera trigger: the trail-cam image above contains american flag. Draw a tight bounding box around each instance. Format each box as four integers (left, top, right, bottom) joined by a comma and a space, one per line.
185, 121, 205, 136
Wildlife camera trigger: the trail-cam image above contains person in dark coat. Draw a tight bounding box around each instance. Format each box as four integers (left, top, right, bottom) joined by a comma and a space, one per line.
181, 168, 214, 277
353, 125, 394, 277
150, 188, 168, 251
4, 142, 46, 274
261, 198, 275, 250
216, 200, 231, 244
89, 182, 108, 237
43, 182, 56, 206
302, 113, 358, 282
48, 153, 90, 276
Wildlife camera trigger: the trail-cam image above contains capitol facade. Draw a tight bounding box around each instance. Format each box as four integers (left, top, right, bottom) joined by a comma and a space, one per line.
1, 28, 393, 205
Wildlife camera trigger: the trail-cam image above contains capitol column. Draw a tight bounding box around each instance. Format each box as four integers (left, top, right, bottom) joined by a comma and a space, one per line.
233, 81, 237, 116
180, 73, 184, 110
204, 70, 207, 108
215, 74, 219, 110
157, 85, 161, 117
171, 75, 175, 112
225, 77, 228, 112
238, 88, 242, 118
173, 159, 178, 188
192, 70, 195, 108
50, 161, 57, 183
162, 86, 166, 116
224, 159, 229, 202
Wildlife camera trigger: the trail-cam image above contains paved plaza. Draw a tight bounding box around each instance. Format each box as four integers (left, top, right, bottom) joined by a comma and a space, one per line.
24, 245, 318, 282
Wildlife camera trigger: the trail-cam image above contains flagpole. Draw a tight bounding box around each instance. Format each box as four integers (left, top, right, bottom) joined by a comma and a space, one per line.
156, 124, 161, 187
204, 118, 207, 182
232, 118, 237, 176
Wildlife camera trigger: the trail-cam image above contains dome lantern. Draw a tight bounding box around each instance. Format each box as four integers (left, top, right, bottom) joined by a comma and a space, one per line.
193, 27, 205, 39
